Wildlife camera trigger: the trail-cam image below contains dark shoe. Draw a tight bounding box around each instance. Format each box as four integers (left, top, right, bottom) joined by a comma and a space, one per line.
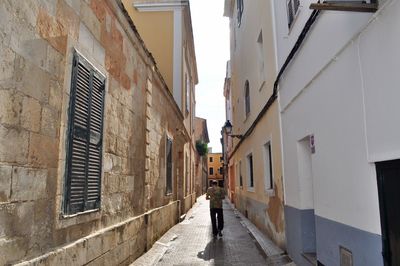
218, 230, 223, 237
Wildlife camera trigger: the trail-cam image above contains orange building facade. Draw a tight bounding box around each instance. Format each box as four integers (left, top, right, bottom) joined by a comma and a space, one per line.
207, 153, 224, 187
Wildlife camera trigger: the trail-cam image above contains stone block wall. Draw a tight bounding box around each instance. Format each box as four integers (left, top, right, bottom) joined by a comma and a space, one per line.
183, 193, 196, 215
0, 0, 194, 264
14, 201, 179, 266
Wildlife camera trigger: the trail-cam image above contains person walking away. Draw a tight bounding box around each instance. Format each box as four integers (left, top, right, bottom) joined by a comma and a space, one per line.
206, 180, 225, 238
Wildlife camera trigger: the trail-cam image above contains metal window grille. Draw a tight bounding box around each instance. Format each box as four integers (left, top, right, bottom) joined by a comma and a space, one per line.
64, 53, 105, 215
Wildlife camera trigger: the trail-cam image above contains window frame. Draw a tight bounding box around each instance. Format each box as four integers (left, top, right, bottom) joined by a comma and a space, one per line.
238, 161, 243, 188
237, 0, 244, 27
63, 52, 106, 215
209, 167, 214, 175
166, 135, 173, 195
286, 0, 301, 30
185, 153, 189, 195
257, 30, 266, 90
263, 141, 274, 193
244, 80, 250, 118
246, 152, 255, 191
185, 73, 190, 115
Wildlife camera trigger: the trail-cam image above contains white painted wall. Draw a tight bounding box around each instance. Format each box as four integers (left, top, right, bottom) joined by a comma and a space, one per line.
275, 0, 400, 235
358, 1, 400, 162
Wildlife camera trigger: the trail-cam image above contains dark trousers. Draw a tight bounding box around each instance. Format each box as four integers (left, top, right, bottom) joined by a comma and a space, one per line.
210, 208, 224, 235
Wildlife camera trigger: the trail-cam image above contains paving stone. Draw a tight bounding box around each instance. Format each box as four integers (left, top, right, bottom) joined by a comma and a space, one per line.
132, 196, 292, 266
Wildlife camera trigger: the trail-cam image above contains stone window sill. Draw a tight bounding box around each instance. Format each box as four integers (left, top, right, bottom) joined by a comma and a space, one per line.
265, 189, 275, 197
56, 208, 101, 229
247, 187, 255, 193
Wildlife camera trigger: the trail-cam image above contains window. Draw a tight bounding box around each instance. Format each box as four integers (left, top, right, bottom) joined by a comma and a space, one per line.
239, 161, 243, 187
287, 0, 300, 29
264, 142, 273, 190
244, 80, 250, 117
209, 157, 213, 163
220, 156, 223, 162
166, 137, 173, 194
257, 31, 266, 86
247, 153, 254, 188
185, 73, 190, 115
209, 167, 214, 175
237, 0, 244, 27
219, 167, 223, 175
185, 154, 189, 194
64, 52, 106, 215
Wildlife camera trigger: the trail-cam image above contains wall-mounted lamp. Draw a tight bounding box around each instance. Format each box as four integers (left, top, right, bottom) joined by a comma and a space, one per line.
223, 120, 243, 139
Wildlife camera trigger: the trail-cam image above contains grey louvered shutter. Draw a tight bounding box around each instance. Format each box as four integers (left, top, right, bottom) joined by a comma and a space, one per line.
65, 53, 105, 215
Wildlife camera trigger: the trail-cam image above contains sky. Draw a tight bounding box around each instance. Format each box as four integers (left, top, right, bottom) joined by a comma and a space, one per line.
190, 0, 230, 153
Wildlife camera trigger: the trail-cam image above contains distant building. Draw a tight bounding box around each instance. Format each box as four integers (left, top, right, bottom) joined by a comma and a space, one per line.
194, 117, 210, 197
207, 153, 224, 187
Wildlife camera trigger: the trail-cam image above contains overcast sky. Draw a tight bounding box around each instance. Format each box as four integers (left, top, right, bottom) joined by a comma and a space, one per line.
191, 0, 229, 153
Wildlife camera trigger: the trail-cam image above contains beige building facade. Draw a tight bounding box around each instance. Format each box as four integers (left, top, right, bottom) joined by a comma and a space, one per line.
122, 0, 198, 214
223, 0, 286, 248
0, 0, 197, 264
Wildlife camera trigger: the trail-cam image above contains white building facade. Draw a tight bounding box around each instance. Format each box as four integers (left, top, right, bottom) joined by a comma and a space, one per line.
274, 0, 398, 265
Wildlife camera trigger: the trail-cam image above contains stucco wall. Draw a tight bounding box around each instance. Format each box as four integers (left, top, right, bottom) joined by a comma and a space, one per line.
275, 0, 400, 237
227, 0, 286, 248
121, 0, 174, 92
275, 0, 399, 264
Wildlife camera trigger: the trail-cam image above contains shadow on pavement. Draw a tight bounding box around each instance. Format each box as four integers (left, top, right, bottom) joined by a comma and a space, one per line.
197, 237, 225, 261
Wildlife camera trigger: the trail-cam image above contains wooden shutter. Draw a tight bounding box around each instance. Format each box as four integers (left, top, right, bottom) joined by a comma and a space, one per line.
65, 53, 105, 214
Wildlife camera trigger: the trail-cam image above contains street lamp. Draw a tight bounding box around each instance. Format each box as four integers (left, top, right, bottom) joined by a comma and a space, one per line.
223, 120, 243, 139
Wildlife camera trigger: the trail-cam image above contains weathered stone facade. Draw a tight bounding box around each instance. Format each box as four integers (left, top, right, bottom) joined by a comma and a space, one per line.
193, 117, 209, 197
0, 0, 195, 265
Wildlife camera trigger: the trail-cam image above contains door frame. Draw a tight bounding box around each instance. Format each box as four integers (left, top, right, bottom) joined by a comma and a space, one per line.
376, 160, 399, 266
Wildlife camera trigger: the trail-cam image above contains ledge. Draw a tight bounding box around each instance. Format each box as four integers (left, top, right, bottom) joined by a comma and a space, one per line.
309, 3, 378, 13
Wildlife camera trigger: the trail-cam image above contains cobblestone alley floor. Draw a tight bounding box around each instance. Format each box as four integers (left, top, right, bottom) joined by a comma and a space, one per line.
132, 196, 293, 266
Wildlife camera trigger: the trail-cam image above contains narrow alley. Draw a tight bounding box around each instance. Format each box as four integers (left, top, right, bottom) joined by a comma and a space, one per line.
132, 196, 292, 266
1, 0, 399, 265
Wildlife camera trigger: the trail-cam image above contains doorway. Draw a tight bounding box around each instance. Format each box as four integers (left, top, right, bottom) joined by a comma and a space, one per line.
376, 159, 400, 266
297, 137, 317, 263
